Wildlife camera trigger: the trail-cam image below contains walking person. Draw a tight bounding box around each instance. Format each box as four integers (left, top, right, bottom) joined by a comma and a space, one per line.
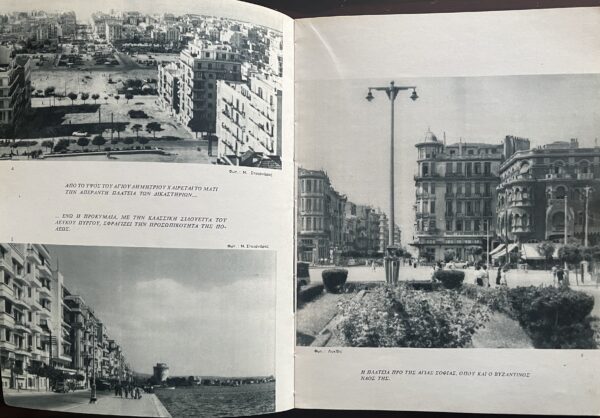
124, 385, 129, 399
482, 265, 490, 287
475, 265, 484, 286
556, 267, 565, 287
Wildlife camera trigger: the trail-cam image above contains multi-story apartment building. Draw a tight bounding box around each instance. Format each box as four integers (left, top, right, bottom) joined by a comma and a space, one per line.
157, 61, 180, 115
497, 136, 600, 248
376, 210, 401, 253
105, 20, 123, 42
176, 39, 242, 135
0, 46, 31, 138
215, 73, 282, 168
297, 168, 346, 263
412, 130, 503, 262
1, 243, 131, 390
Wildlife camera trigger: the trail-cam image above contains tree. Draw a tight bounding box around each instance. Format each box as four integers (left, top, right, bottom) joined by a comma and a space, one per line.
145, 122, 163, 138
114, 124, 126, 140
138, 136, 150, 146
91, 135, 106, 150
537, 241, 556, 270
444, 250, 456, 263
67, 92, 78, 106
131, 124, 143, 139
41, 140, 54, 152
76, 137, 90, 150
44, 86, 55, 97
91, 93, 100, 104
114, 95, 120, 105
80, 92, 89, 104
124, 137, 134, 146
125, 92, 134, 103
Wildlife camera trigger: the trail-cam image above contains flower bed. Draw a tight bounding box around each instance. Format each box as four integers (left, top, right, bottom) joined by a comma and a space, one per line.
337, 284, 490, 348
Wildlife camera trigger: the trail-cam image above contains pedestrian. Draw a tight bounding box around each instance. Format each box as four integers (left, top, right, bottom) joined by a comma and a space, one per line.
551, 264, 558, 284
500, 265, 508, 286
114, 383, 119, 397
124, 385, 129, 399
556, 267, 565, 287
135, 386, 141, 399
475, 265, 484, 286
496, 266, 502, 286
482, 265, 490, 287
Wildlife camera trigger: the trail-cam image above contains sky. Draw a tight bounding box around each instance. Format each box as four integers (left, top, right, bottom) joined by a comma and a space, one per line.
49, 245, 276, 377
2, 0, 284, 30
296, 74, 600, 243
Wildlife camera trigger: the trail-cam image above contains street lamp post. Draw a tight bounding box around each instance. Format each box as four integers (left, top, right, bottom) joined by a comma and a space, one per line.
366, 81, 418, 284
90, 322, 97, 403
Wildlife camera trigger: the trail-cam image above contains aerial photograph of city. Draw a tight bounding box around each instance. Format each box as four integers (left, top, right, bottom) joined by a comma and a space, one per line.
1, 244, 276, 417
0, 5, 283, 168
295, 74, 600, 351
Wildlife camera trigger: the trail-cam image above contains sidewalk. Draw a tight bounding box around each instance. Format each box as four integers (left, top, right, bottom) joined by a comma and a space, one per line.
70, 394, 171, 417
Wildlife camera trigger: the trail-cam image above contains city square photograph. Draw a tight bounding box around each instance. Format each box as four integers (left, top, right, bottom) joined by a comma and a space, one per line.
295, 73, 600, 350
0, 1, 283, 169
0, 244, 276, 417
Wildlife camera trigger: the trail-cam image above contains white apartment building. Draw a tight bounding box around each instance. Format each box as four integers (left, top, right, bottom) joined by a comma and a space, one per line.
216, 73, 282, 167
0, 46, 31, 138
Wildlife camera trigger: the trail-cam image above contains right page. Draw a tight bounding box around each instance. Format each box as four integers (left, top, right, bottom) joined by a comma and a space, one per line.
294, 7, 600, 415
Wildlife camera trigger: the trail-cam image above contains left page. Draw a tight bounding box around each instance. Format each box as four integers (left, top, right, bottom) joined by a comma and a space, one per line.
0, 0, 295, 416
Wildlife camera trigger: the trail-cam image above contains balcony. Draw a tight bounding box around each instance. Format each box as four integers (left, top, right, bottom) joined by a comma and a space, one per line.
13, 297, 29, 310
545, 173, 572, 180
414, 173, 440, 181
37, 263, 52, 279
577, 172, 594, 180
38, 285, 52, 298
0, 257, 15, 276
0, 311, 15, 328
512, 225, 533, 234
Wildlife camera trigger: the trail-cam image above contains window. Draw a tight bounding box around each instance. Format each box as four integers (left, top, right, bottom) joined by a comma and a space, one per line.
430, 183, 436, 194
474, 220, 481, 232
474, 200, 481, 214
466, 201, 473, 216
468, 149, 474, 155
446, 162, 452, 174
446, 201, 453, 215
456, 162, 462, 174
456, 220, 463, 231
446, 183, 453, 194
474, 162, 481, 174
429, 201, 435, 213
465, 183, 471, 196
466, 162, 472, 176
446, 220, 453, 231
484, 162, 491, 175
456, 201, 463, 214
484, 183, 491, 197
464, 220, 471, 231
422, 163, 429, 176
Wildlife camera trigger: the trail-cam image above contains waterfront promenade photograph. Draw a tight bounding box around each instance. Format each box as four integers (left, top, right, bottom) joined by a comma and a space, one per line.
295, 73, 600, 349
1, 244, 277, 417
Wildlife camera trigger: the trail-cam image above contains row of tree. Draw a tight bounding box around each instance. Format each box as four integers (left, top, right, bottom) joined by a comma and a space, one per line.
42, 86, 135, 105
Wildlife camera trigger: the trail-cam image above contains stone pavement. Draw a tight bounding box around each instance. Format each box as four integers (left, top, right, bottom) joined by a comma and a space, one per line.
4, 390, 171, 417
69, 394, 171, 417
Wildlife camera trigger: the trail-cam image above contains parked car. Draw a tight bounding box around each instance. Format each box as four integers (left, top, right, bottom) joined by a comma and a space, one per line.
347, 258, 358, 266
296, 262, 310, 287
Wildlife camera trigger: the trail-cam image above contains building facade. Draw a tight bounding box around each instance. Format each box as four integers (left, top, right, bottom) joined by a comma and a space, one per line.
215, 73, 282, 167
0, 243, 131, 390
0, 46, 31, 138
497, 136, 600, 247
297, 168, 346, 263
157, 61, 180, 115
412, 131, 503, 262
176, 39, 242, 135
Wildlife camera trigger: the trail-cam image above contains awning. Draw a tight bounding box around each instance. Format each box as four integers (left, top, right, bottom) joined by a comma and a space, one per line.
521, 243, 544, 260
491, 243, 518, 260
488, 244, 505, 256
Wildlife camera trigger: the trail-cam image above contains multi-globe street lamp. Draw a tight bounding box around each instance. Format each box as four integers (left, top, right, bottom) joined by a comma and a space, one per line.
366, 81, 418, 284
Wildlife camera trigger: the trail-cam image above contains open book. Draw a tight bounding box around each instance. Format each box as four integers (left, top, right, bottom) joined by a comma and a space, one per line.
0, 0, 599, 416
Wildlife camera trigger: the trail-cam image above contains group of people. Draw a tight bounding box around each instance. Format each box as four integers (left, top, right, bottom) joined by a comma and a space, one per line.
551, 265, 570, 287
474, 264, 509, 287
114, 382, 142, 400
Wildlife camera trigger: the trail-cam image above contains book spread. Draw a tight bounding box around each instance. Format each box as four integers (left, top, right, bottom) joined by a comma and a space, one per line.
0, 0, 599, 416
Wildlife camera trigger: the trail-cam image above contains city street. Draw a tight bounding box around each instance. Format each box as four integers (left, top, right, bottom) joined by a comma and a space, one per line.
4, 390, 171, 417
308, 264, 600, 291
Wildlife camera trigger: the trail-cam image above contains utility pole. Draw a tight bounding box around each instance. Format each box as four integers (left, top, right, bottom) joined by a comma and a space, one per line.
584, 186, 592, 247
486, 219, 490, 267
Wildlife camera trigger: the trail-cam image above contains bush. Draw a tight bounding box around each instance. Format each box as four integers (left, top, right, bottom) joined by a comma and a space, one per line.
338, 285, 489, 348
433, 270, 465, 289
461, 284, 510, 313
322, 269, 348, 293
298, 284, 324, 305
507, 286, 596, 349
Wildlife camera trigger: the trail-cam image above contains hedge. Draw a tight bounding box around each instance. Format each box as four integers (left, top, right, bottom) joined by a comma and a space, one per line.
322, 269, 348, 293
433, 270, 465, 289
